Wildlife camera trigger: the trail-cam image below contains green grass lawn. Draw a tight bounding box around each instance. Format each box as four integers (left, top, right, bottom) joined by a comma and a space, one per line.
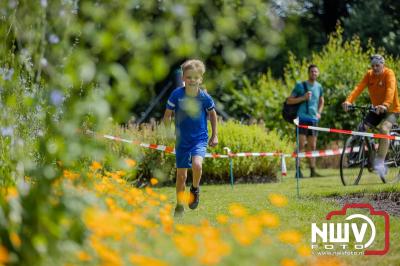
156, 169, 400, 266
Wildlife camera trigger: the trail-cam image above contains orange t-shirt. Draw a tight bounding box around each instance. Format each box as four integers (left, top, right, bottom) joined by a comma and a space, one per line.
346, 67, 400, 113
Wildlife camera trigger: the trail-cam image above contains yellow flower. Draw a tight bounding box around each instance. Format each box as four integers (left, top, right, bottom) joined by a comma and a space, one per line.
268, 193, 288, 207
159, 194, 168, 201
297, 244, 311, 257
90, 161, 102, 171
228, 203, 248, 218
76, 251, 91, 261
6, 187, 18, 201
124, 158, 137, 167
63, 170, 80, 181
130, 254, 170, 266
150, 178, 159, 185
0, 246, 8, 264
278, 230, 302, 244
216, 214, 229, 224
281, 258, 297, 266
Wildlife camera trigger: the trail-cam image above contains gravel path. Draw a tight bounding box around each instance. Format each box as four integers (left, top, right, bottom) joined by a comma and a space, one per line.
327, 192, 400, 217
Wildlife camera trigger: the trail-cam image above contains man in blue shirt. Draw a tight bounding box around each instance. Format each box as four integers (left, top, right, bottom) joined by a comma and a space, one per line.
286, 64, 324, 177
164, 59, 218, 217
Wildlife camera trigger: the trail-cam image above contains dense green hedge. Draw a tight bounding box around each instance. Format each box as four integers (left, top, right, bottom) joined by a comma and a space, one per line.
101, 120, 294, 184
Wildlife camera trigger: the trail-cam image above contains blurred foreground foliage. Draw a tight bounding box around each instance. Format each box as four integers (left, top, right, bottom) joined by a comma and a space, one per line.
0, 0, 285, 264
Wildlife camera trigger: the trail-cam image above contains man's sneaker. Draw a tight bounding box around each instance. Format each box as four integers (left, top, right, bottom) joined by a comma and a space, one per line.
294, 169, 303, 178
373, 159, 387, 178
174, 204, 184, 217
188, 186, 200, 210
310, 168, 323, 178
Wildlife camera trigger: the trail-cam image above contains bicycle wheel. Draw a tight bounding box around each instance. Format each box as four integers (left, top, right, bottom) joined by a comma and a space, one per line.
380, 138, 400, 183
340, 136, 367, 185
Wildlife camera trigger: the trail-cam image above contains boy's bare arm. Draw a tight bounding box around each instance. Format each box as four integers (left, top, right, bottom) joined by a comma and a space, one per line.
208, 109, 218, 147
163, 109, 173, 126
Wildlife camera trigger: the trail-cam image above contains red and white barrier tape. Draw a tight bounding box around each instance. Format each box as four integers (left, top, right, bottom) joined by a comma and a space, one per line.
89, 130, 353, 159
293, 146, 361, 158
294, 119, 400, 141
87, 130, 362, 177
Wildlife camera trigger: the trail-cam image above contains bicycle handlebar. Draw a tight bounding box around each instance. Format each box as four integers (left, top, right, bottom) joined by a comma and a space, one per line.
347, 104, 378, 113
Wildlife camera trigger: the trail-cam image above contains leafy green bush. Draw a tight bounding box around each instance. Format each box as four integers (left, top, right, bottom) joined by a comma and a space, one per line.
222, 27, 400, 146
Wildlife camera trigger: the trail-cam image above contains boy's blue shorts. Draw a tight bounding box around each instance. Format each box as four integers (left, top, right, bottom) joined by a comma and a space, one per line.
176, 142, 207, 168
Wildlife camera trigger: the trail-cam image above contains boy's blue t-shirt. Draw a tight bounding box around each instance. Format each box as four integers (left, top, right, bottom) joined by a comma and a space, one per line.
166, 87, 215, 147
291, 81, 323, 122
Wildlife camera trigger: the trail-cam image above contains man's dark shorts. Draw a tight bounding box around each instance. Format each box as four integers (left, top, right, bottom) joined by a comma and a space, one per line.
298, 120, 318, 136
364, 111, 386, 128
364, 111, 399, 128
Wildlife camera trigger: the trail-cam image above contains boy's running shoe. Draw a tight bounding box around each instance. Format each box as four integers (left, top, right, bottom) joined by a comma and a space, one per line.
188, 186, 200, 210
174, 204, 184, 217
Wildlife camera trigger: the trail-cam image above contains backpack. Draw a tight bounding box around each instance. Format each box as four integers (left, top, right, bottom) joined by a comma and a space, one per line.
282, 81, 308, 124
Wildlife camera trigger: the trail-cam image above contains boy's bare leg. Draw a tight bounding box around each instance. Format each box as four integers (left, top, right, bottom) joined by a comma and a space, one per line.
176, 168, 188, 205
189, 156, 203, 209
191, 156, 203, 188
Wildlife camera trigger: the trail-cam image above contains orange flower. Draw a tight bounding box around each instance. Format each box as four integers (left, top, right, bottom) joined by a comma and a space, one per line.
150, 178, 159, 185
228, 203, 248, 218
159, 194, 168, 201
177, 191, 193, 205
258, 211, 280, 228
216, 214, 229, 224
124, 158, 137, 167
76, 251, 91, 261
10, 232, 21, 248
0, 246, 9, 264
281, 258, 298, 266
173, 235, 198, 257
63, 170, 80, 181
278, 230, 302, 244
90, 161, 102, 171
297, 244, 311, 257
230, 223, 254, 246
130, 254, 169, 266
268, 193, 288, 207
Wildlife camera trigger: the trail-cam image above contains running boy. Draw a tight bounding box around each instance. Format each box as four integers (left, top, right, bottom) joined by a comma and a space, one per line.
163, 59, 218, 217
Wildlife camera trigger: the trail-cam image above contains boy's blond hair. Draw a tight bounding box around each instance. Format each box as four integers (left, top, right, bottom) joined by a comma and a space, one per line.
181, 59, 206, 75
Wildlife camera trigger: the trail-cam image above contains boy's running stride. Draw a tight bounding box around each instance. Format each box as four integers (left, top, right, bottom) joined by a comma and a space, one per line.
163, 59, 218, 217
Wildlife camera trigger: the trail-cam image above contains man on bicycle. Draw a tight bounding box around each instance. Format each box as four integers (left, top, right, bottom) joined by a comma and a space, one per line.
342, 54, 400, 178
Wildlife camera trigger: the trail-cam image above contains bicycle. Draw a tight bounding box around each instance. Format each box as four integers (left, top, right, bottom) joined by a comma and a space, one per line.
340, 105, 400, 186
